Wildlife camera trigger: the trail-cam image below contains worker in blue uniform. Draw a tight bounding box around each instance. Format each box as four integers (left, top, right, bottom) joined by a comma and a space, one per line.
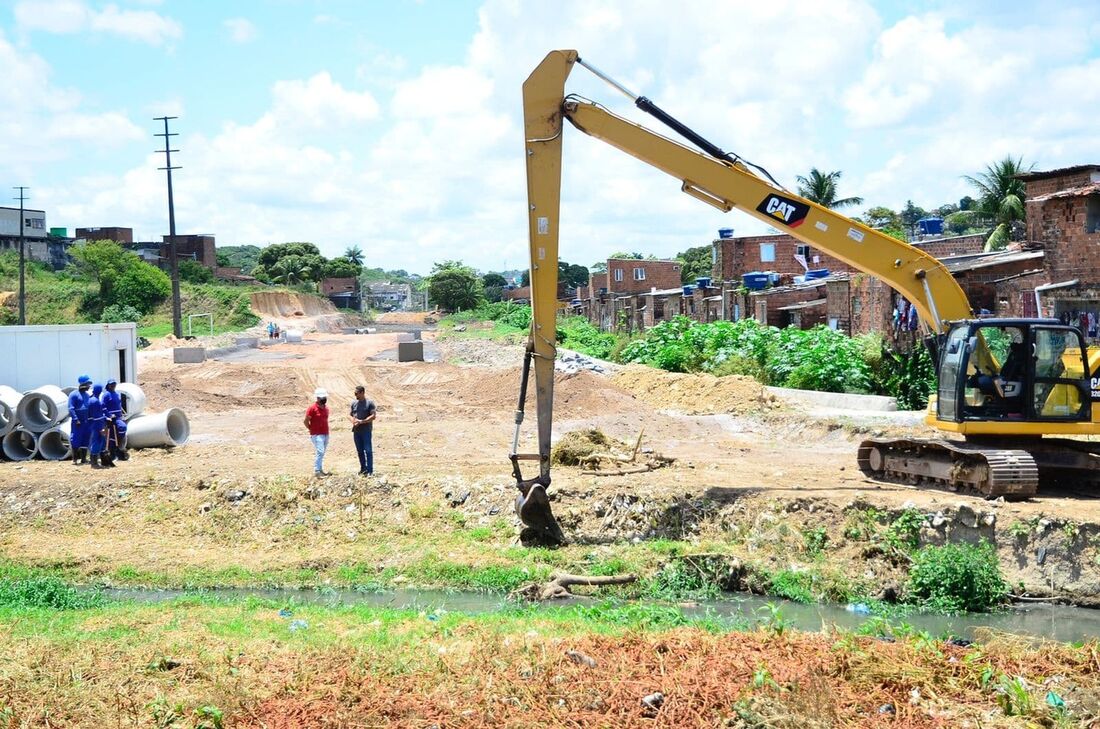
87, 383, 114, 469
67, 375, 92, 465
102, 379, 129, 462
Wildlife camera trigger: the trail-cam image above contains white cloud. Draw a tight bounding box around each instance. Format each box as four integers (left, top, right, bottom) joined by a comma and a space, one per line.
269, 73, 380, 129
14, 0, 182, 45
223, 17, 256, 44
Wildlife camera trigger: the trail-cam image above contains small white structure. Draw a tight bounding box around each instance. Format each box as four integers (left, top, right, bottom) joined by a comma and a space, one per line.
0, 323, 138, 392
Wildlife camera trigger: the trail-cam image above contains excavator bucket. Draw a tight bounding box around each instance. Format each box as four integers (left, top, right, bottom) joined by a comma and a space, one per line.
515, 482, 565, 546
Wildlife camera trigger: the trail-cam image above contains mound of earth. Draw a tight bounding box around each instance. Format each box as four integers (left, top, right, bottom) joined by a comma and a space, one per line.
551, 428, 628, 466
611, 365, 768, 414
250, 291, 337, 318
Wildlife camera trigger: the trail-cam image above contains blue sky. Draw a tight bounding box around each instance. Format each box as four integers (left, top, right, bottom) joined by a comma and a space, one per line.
1, 0, 1098, 274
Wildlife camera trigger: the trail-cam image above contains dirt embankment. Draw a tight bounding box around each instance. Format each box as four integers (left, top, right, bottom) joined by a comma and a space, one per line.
250, 291, 338, 318
611, 365, 776, 415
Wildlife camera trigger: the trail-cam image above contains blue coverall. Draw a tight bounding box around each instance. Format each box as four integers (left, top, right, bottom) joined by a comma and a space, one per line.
101, 384, 126, 455
87, 385, 107, 456
67, 387, 90, 451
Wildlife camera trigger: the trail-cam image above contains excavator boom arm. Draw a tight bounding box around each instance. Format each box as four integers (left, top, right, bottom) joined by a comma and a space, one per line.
511, 50, 973, 538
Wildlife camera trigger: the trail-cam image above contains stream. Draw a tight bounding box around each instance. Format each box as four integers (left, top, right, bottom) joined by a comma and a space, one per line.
101, 587, 1100, 644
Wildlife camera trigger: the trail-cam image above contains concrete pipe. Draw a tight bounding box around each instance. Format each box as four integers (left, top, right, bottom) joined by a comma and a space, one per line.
0, 385, 22, 437
17, 385, 69, 433
115, 382, 147, 421
38, 420, 72, 461
127, 408, 190, 449
62, 386, 76, 395
2, 428, 38, 461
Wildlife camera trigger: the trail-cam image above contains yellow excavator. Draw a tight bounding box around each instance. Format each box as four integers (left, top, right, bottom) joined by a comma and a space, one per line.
510, 50, 1100, 543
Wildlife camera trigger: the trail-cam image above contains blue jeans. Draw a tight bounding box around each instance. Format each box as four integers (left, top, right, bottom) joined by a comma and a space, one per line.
353, 428, 373, 474
310, 434, 328, 472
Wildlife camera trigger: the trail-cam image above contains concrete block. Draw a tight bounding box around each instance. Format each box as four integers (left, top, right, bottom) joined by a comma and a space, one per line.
173, 347, 206, 364
234, 337, 259, 348
398, 341, 424, 362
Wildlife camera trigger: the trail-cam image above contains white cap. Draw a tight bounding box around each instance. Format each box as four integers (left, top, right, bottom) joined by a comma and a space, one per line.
314, 388, 328, 399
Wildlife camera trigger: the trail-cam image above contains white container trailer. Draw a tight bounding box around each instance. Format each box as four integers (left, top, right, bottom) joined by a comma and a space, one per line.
0, 323, 137, 391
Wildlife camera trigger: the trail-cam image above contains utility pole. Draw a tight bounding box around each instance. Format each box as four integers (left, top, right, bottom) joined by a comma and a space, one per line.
13, 186, 28, 325
154, 116, 183, 338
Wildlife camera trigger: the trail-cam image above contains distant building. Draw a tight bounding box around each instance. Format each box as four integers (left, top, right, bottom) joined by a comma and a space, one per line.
0, 206, 74, 270
75, 227, 133, 245
321, 276, 361, 310
162, 234, 217, 270
366, 282, 411, 311
0, 206, 47, 239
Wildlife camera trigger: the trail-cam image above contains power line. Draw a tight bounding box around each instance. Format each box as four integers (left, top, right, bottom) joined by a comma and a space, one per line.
154, 116, 183, 338
13, 186, 28, 325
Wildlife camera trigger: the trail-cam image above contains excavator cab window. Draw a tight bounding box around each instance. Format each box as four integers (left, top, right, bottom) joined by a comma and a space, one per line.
941, 322, 1091, 423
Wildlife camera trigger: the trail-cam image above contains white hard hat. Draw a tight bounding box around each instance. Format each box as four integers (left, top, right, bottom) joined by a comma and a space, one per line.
314, 388, 328, 399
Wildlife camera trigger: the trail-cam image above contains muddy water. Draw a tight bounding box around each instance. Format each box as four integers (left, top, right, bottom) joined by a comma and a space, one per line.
102, 587, 1100, 644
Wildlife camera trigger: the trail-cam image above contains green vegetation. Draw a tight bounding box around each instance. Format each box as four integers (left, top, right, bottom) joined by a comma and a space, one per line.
68, 239, 171, 317
905, 541, 1009, 613
428, 260, 483, 312
795, 167, 863, 210
676, 244, 712, 283
216, 244, 262, 272
965, 156, 1034, 251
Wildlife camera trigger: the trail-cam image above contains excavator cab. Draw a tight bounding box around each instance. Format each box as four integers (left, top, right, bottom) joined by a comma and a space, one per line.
936, 320, 1091, 424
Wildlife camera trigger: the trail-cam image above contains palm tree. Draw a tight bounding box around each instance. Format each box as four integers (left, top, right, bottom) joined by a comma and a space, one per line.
964, 156, 1034, 251
343, 245, 364, 266
270, 260, 311, 285
795, 168, 864, 209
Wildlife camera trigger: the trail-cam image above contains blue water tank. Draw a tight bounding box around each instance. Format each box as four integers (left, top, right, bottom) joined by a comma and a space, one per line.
682, 285, 695, 296
805, 268, 830, 280
718, 228, 735, 239
742, 272, 769, 290
695, 277, 712, 289
917, 217, 944, 235
766, 272, 781, 285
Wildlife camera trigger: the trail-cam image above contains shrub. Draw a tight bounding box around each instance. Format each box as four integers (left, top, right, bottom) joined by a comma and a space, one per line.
113, 263, 172, 314
179, 260, 214, 284
905, 541, 1008, 613
100, 304, 143, 323
0, 575, 104, 610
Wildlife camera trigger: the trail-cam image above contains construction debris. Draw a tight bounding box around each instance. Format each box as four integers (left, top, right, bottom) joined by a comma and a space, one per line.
512, 571, 638, 601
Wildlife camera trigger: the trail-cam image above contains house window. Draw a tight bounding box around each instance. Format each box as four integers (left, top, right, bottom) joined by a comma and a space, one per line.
1087, 195, 1100, 234
795, 244, 810, 258
760, 243, 775, 262
614, 269, 624, 282
633, 268, 646, 281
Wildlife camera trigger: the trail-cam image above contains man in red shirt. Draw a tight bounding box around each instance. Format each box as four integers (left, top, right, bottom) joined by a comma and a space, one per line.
304, 388, 330, 476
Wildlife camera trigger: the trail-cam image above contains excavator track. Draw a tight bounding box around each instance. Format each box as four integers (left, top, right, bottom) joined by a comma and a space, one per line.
857, 438, 1039, 499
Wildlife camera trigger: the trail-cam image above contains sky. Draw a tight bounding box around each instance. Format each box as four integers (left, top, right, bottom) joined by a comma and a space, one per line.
1, 0, 1098, 276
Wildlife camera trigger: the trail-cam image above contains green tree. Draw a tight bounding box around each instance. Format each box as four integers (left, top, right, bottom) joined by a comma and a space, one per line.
343, 245, 364, 266
945, 210, 978, 235
428, 261, 483, 312
218, 244, 262, 271
482, 272, 508, 288
901, 200, 926, 232
179, 259, 214, 284
69, 240, 171, 315
113, 262, 171, 313
323, 256, 362, 279
256, 242, 326, 282
964, 156, 1034, 251
676, 245, 713, 283
795, 168, 864, 209
862, 206, 902, 230
216, 252, 230, 267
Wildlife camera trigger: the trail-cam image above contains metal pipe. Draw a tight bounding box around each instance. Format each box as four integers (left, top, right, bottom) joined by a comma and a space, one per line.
2, 428, 38, 461
16, 385, 68, 433
1034, 279, 1078, 319
115, 382, 147, 421
126, 408, 190, 449
0, 385, 21, 437
38, 420, 71, 461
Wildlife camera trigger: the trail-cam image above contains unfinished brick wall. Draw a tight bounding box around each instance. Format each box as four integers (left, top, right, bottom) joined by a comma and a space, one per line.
606, 259, 682, 295
748, 282, 828, 328
1031, 196, 1100, 284
953, 258, 1045, 313
826, 280, 851, 333
993, 271, 1044, 318
912, 234, 985, 259
711, 233, 856, 282
849, 275, 893, 336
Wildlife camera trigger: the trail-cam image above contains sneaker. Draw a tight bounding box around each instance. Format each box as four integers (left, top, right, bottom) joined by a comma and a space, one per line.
314, 470, 326, 478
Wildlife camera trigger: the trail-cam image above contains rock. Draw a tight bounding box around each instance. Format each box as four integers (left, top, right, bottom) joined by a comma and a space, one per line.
955, 503, 978, 528
901, 500, 916, 510
878, 703, 896, 715
198, 502, 212, 514
980, 512, 996, 527
449, 491, 470, 507
931, 511, 947, 528
224, 489, 247, 503
302, 486, 321, 500
565, 650, 597, 668
640, 692, 664, 713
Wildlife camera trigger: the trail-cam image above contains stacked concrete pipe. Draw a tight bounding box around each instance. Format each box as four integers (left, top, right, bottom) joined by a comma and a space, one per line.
37, 420, 72, 461
127, 408, 190, 449
0, 385, 21, 437
2, 428, 38, 461
115, 382, 147, 420
17, 385, 69, 433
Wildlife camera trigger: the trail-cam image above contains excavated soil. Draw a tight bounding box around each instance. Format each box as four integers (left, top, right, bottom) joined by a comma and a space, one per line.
611, 365, 772, 414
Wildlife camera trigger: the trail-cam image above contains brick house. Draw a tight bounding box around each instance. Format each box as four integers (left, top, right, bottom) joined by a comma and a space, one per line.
321, 276, 360, 310
1017, 165, 1100, 325
161, 234, 217, 270
75, 226, 133, 245
711, 232, 855, 284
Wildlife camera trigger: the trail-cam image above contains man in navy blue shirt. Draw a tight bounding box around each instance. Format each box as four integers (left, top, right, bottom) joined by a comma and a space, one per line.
349, 385, 376, 476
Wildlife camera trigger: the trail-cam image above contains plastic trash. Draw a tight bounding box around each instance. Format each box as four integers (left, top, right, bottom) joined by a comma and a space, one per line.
288, 619, 308, 632
278, 608, 293, 618
845, 603, 871, 615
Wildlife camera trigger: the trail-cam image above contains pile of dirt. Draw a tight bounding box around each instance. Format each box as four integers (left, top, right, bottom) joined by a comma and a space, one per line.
377, 311, 439, 325
611, 365, 768, 414
250, 291, 337, 318
551, 428, 628, 466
